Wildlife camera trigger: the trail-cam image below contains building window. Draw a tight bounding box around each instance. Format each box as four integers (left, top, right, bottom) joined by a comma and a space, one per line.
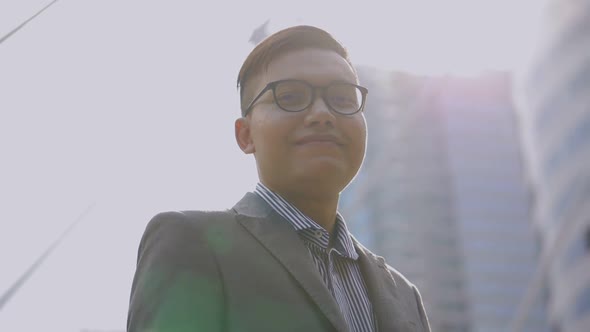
562, 226, 590, 269
544, 114, 590, 179
573, 286, 590, 321
552, 177, 590, 226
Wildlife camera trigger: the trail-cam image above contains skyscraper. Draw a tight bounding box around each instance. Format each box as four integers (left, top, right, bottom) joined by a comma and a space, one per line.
341, 68, 548, 332
341, 69, 469, 332
514, 0, 590, 331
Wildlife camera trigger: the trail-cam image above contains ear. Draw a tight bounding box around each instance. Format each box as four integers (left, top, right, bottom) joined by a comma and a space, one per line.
235, 117, 255, 154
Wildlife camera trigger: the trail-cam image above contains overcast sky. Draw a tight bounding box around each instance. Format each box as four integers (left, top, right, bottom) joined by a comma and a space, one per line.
0, 1, 545, 331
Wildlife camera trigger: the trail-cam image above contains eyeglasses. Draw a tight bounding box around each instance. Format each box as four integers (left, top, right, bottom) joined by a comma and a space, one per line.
242, 79, 368, 117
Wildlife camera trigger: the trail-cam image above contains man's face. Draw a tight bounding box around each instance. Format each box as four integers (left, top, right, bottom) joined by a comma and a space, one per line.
236, 48, 367, 197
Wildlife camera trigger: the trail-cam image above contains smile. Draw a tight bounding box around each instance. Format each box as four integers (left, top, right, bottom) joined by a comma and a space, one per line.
295, 134, 344, 146
297, 140, 340, 147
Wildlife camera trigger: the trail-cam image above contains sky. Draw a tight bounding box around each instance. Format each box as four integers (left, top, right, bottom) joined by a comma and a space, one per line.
0, 1, 546, 331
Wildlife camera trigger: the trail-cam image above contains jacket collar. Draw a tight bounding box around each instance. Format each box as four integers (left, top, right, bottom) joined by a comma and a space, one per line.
233, 192, 349, 332
233, 192, 413, 332
254, 183, 358, 259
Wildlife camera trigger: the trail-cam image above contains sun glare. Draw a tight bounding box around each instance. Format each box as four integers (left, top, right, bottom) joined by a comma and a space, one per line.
263, 0, 546, 76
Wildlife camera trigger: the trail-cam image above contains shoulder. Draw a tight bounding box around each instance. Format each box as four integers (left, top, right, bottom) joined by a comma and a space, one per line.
144, 209, 235, 235
358, 245, 431, 330
356, 241, 418, 291
129, 211, 229, 331
383, 262, 418, 290
137, 210, 238, 262
381, 262, 430, 331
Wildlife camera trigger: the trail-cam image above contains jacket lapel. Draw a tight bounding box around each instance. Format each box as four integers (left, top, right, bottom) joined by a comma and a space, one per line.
233, 193, 349, 332
354, 240, 410, 332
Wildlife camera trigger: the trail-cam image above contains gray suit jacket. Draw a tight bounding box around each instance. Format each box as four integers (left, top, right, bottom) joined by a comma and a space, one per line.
127, 193, 430, 332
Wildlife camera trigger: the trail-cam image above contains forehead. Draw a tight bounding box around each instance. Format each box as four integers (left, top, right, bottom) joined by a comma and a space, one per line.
261, 48, 357, 85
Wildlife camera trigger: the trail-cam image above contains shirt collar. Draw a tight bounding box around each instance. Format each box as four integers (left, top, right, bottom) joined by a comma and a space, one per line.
254, 182, 359, 260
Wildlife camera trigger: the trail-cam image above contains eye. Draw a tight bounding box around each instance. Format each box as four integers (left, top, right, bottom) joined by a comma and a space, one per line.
274, 81, 311, 108
327, 84, 361, 109
332, 95, 355, 104
277, 91, 306, 103
329, 92, 357, 107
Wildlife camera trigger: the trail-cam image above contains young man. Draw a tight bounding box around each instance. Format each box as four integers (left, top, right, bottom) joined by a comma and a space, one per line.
127, 25, 430, 332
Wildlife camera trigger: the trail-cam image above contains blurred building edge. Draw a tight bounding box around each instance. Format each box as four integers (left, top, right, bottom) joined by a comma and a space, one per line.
512, 0, 590, 331
339, 68, 549, 332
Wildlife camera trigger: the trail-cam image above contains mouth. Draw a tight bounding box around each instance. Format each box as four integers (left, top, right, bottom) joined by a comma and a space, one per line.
295, 134, 343, 146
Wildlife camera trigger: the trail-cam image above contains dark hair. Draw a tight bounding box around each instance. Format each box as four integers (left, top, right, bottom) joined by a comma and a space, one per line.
236, 25, 354, 116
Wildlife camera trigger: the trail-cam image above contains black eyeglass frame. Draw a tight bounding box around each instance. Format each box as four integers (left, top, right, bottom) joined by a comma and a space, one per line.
242, 79, 369, 117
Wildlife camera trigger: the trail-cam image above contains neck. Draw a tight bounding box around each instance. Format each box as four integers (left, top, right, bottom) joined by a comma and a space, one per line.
275, 188, 340, 234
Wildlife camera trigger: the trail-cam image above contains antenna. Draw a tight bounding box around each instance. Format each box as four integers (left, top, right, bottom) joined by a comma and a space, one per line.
0, 0, 61, 45
0, 203, 95, 311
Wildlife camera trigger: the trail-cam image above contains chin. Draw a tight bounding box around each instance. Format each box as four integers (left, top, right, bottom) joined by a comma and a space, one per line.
293, 167, 352, 192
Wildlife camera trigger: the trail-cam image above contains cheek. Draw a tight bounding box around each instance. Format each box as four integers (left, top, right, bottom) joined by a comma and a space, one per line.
348, 118, 367, 150
349, 122, 367, 167
251, 113, 296, 153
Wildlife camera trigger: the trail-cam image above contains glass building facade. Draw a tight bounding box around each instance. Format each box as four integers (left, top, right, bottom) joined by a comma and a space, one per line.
515, 0, 590, 331
341, 69, 549, 332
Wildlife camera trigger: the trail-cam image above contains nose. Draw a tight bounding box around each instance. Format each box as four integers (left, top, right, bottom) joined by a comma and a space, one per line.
303, 95, 335, 128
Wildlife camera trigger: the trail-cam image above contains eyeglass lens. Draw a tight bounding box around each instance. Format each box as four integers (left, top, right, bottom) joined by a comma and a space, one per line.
274, 81, 362, 114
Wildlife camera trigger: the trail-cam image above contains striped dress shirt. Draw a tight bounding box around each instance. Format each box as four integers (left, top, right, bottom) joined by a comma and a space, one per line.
255, 183, 377, 332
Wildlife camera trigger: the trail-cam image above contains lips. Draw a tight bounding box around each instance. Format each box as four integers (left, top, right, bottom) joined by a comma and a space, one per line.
295, 134, 344, 146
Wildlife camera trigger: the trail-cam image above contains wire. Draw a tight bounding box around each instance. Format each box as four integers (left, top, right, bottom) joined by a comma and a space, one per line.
0, 0, 61, 45
0, 203, 95, 311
